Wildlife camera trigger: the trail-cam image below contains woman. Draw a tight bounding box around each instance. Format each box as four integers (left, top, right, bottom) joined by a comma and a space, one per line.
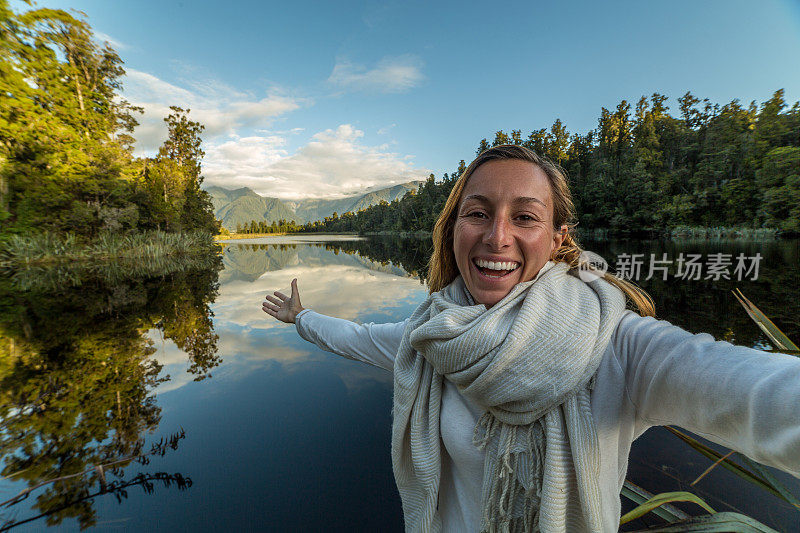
262, 145, 800, 532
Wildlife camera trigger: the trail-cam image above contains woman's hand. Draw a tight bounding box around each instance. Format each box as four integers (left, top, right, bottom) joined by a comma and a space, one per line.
262, 278, 305, 323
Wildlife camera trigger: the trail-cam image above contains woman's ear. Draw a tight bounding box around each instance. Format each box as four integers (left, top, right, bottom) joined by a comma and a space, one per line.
552, 225, 568, 251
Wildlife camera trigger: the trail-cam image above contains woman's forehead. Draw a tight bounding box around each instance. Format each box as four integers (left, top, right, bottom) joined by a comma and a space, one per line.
461, 160, 552, 204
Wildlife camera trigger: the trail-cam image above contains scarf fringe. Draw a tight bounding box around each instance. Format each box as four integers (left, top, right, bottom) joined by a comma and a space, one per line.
474, 412, 547, 533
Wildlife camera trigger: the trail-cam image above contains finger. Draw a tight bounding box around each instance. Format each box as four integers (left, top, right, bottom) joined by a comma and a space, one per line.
265, 295, 282, 306
273, 291, 289, 300
291, 278, 299, 297
262, 305, 277, 317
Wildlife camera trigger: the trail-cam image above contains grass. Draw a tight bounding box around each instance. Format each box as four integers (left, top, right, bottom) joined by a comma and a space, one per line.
668, 226, 779, 240
213, 232, 289, 240
0, 231, 219, 268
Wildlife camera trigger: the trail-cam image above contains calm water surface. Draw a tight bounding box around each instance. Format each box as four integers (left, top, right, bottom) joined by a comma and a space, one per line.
0, 235, 798, 531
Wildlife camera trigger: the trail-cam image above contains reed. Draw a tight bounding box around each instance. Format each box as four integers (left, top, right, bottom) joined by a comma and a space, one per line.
0, 231, 218, 268
668, 225, 779, 240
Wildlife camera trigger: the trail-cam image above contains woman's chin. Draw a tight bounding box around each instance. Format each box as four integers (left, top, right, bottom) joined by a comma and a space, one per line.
469, 280, 518, 308
467, 263, 521, 303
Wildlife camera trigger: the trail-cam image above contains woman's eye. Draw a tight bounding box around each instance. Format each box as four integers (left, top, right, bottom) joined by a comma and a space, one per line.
516, 214, 537, 223
464, 211, 486, 219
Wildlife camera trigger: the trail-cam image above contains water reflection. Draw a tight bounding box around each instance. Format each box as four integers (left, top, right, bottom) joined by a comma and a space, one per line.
0, 236, 798, 530
0, 254, 222, 529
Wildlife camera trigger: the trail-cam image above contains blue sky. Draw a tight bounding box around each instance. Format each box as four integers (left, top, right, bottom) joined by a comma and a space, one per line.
15, 0, 800, 199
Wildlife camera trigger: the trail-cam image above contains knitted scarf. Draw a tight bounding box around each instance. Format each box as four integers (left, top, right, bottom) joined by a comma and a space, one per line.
391, 261, 625, 532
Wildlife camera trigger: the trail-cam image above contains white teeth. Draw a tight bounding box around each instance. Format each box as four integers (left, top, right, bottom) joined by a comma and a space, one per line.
474, 259, 519, 271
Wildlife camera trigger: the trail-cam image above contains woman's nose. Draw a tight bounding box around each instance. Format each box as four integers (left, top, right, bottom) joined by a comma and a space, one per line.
483, 216, 512, 249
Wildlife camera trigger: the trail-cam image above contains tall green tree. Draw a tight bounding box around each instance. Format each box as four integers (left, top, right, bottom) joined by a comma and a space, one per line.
0, 2, 217, 240
0, 2, 141, 237
137, 107, 217, 233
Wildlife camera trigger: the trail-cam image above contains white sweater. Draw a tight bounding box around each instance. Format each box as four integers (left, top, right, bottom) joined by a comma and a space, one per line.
295, 308, 800, 532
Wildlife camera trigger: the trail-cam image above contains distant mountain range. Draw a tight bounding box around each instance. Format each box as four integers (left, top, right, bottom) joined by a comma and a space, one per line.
206, 181, 422, 231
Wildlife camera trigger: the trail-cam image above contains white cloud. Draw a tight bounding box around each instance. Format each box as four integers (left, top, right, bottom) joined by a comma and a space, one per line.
203, 124, 429, 198
203, 135, 288, 187
377, 123, 396, 135
94, 31, 129, 51
328, 55, 424, 93
122, 69, 301, 154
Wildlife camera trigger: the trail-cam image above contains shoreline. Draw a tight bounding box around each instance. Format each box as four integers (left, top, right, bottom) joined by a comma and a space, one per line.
280, 227, 784, 241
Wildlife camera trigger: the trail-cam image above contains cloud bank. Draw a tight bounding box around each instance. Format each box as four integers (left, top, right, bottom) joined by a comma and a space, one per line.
123, 69, 301, 154
202, 125, 428, 199
122, 70, 428, 199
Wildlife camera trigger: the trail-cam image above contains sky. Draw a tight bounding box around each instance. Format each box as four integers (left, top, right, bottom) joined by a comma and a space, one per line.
14, 0, 800, 199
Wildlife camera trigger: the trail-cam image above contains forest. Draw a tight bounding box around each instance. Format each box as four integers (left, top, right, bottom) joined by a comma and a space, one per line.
300, 91, 800, 237
0, 1, 218, 244
233, 219, 301, 235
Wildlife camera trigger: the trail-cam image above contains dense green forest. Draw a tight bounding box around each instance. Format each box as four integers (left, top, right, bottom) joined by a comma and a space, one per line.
234, 219, 301, 235
0, 1, 217, 242
300, 91, 800, 236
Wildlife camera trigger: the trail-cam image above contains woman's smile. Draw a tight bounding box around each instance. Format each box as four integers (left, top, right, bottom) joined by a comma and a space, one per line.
471, 257, 521, 282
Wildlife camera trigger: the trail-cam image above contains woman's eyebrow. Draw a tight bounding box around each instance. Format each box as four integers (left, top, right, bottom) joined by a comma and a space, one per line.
462, 194, 488, 203
512, 197, 547, 208
461, 195, 547, 208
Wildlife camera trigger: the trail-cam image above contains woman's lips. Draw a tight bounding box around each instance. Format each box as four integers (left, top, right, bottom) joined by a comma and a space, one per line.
472, 258, 520, 280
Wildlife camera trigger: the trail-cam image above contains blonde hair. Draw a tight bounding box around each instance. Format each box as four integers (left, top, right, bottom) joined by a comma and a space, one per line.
427, 144, 655, 317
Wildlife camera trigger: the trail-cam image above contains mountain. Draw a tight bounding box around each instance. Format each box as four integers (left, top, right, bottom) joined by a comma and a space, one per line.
206, 181, 422, 231
287, 182, 421, 222
207, 186, 301, 231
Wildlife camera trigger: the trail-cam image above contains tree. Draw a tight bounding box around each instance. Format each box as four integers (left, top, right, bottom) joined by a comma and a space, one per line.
548, 119, 570, 165
138, 107, 216, 233
757, 146, 800, 231
0, 2, 141, 237
492, 131, 510, 146
0, 2, 218, 239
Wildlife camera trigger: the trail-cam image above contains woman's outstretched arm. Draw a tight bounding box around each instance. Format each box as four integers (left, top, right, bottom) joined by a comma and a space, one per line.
262, 279, 406, 371
619, 313, 800, 477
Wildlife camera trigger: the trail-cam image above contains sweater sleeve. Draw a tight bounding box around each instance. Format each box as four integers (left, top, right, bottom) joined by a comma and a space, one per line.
616, 312, 800, 477
294, 309, 407, 372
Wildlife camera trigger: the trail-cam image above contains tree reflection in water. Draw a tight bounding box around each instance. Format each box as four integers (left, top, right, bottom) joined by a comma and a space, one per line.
0, 253, 222, 529
320, 235, 800, 343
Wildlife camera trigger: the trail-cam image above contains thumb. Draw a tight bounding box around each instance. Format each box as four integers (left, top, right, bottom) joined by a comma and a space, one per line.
291, 278, 299, 298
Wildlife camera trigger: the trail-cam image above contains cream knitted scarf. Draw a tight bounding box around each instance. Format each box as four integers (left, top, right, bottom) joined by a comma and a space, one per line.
391, 261, 625, 532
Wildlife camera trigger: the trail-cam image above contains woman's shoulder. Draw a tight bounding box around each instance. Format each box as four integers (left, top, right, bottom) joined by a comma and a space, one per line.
608, 310, 713, 358
598, 310, 701, 380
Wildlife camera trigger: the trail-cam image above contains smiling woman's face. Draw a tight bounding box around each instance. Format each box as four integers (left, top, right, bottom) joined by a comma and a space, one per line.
453, 159, 565, 307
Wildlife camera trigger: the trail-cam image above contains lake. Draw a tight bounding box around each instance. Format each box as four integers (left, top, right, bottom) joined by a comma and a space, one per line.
0, 234, 798, 531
